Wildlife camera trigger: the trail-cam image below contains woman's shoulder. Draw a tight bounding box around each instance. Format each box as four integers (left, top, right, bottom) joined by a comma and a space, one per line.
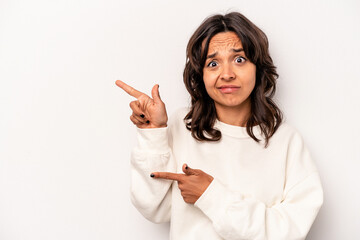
167, 107, 191, 139
276, 121, 299, 135
273, 122, 319, 177
272, 120, 306, 145
168, 107, 190, 126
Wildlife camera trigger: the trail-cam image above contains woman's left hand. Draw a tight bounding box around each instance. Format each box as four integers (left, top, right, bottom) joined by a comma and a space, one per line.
151, 164, 214, 204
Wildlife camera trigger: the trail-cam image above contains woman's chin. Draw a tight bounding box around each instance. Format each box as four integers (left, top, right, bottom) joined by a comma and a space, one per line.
216, 102, 247, 110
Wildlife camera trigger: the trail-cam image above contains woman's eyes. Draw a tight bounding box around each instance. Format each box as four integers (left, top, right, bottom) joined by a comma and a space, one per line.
207, 61, 218, 67
235, 56, 246, 63
206, 56, 246, 68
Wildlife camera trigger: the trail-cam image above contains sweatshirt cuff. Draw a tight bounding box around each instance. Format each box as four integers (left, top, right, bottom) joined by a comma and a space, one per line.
136, 127, 169, 153
194, 178, 230, 219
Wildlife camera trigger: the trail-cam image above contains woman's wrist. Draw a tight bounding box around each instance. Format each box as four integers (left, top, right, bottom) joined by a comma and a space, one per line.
137, 121, 168, 129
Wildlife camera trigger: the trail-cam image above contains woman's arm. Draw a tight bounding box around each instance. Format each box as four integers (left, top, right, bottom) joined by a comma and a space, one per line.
194, 131, 324, 240
130, 127, 176, 223
115, 80, 175, 223
194, 172, 323, 240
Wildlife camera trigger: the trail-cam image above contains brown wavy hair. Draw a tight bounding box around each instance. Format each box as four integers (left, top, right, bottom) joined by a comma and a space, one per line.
183, 12, 283, 148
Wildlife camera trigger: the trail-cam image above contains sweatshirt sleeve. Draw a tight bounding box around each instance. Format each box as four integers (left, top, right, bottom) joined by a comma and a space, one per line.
130, 126, 176, 223
194, 130, 324, 240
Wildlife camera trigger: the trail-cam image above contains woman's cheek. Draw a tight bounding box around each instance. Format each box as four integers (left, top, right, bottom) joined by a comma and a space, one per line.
203, 82, 214, 99
203, 71, 218, 88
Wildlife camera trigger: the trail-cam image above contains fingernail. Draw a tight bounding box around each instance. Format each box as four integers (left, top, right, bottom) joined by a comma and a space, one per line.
140, 114, 145, 118
150, 173, 155, 178
146, 120, 150, 124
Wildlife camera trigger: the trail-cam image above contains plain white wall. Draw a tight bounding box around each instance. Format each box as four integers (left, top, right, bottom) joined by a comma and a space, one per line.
1, 0, 359, 239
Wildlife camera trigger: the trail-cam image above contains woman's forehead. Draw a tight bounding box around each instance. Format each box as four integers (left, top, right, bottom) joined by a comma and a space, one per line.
204, 32, 243, 53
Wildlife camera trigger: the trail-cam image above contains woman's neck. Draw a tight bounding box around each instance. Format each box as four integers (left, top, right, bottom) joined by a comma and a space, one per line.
214, 99, 251, 127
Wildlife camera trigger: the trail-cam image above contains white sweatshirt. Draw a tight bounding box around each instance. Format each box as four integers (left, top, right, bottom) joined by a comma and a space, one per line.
130, 108, 323, 240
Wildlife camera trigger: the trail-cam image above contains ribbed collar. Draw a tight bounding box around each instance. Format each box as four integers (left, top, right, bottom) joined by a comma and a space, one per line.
214, 119, 263, 139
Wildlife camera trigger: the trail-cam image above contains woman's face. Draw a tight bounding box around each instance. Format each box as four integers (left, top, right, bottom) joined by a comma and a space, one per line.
203, 31, 256, 114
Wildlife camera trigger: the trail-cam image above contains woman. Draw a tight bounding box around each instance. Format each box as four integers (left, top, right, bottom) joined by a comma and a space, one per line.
115, 12, 323, 240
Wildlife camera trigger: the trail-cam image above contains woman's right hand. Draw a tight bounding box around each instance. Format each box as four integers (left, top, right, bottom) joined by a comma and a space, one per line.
115, 80, 168, 129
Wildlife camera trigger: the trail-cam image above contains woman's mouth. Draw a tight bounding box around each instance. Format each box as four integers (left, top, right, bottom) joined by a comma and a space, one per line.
218, 85, 240, 94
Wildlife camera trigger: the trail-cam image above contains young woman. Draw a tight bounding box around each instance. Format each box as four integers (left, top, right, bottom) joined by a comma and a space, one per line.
116, 12, 323, 240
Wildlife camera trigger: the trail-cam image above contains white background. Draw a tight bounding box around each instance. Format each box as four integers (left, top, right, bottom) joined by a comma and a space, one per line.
1, 0, 359, 239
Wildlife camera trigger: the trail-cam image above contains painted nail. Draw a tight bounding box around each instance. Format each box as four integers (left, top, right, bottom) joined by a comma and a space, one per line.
146, 120, 150, 124
150, 173, 155, 178
140, 114, 145, 118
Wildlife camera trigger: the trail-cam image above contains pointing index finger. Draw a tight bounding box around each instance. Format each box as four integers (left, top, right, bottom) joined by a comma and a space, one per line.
152, 172, 184, 182
115, 80, 144, 99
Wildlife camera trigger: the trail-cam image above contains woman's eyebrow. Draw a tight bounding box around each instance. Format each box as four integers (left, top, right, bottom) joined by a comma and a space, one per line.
207, 48, 244, 59
232, 48, 244, 53
207, 52, 217, 59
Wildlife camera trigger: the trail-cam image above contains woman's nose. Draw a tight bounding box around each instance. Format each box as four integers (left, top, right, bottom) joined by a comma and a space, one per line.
220, 63, 235, 81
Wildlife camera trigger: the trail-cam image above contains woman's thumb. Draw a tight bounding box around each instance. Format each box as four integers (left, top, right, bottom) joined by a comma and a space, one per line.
151, 84, 162, 103
182, 164, 197, 175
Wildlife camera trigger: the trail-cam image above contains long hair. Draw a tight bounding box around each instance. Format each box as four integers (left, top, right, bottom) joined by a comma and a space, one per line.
183, 12, 283, 148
